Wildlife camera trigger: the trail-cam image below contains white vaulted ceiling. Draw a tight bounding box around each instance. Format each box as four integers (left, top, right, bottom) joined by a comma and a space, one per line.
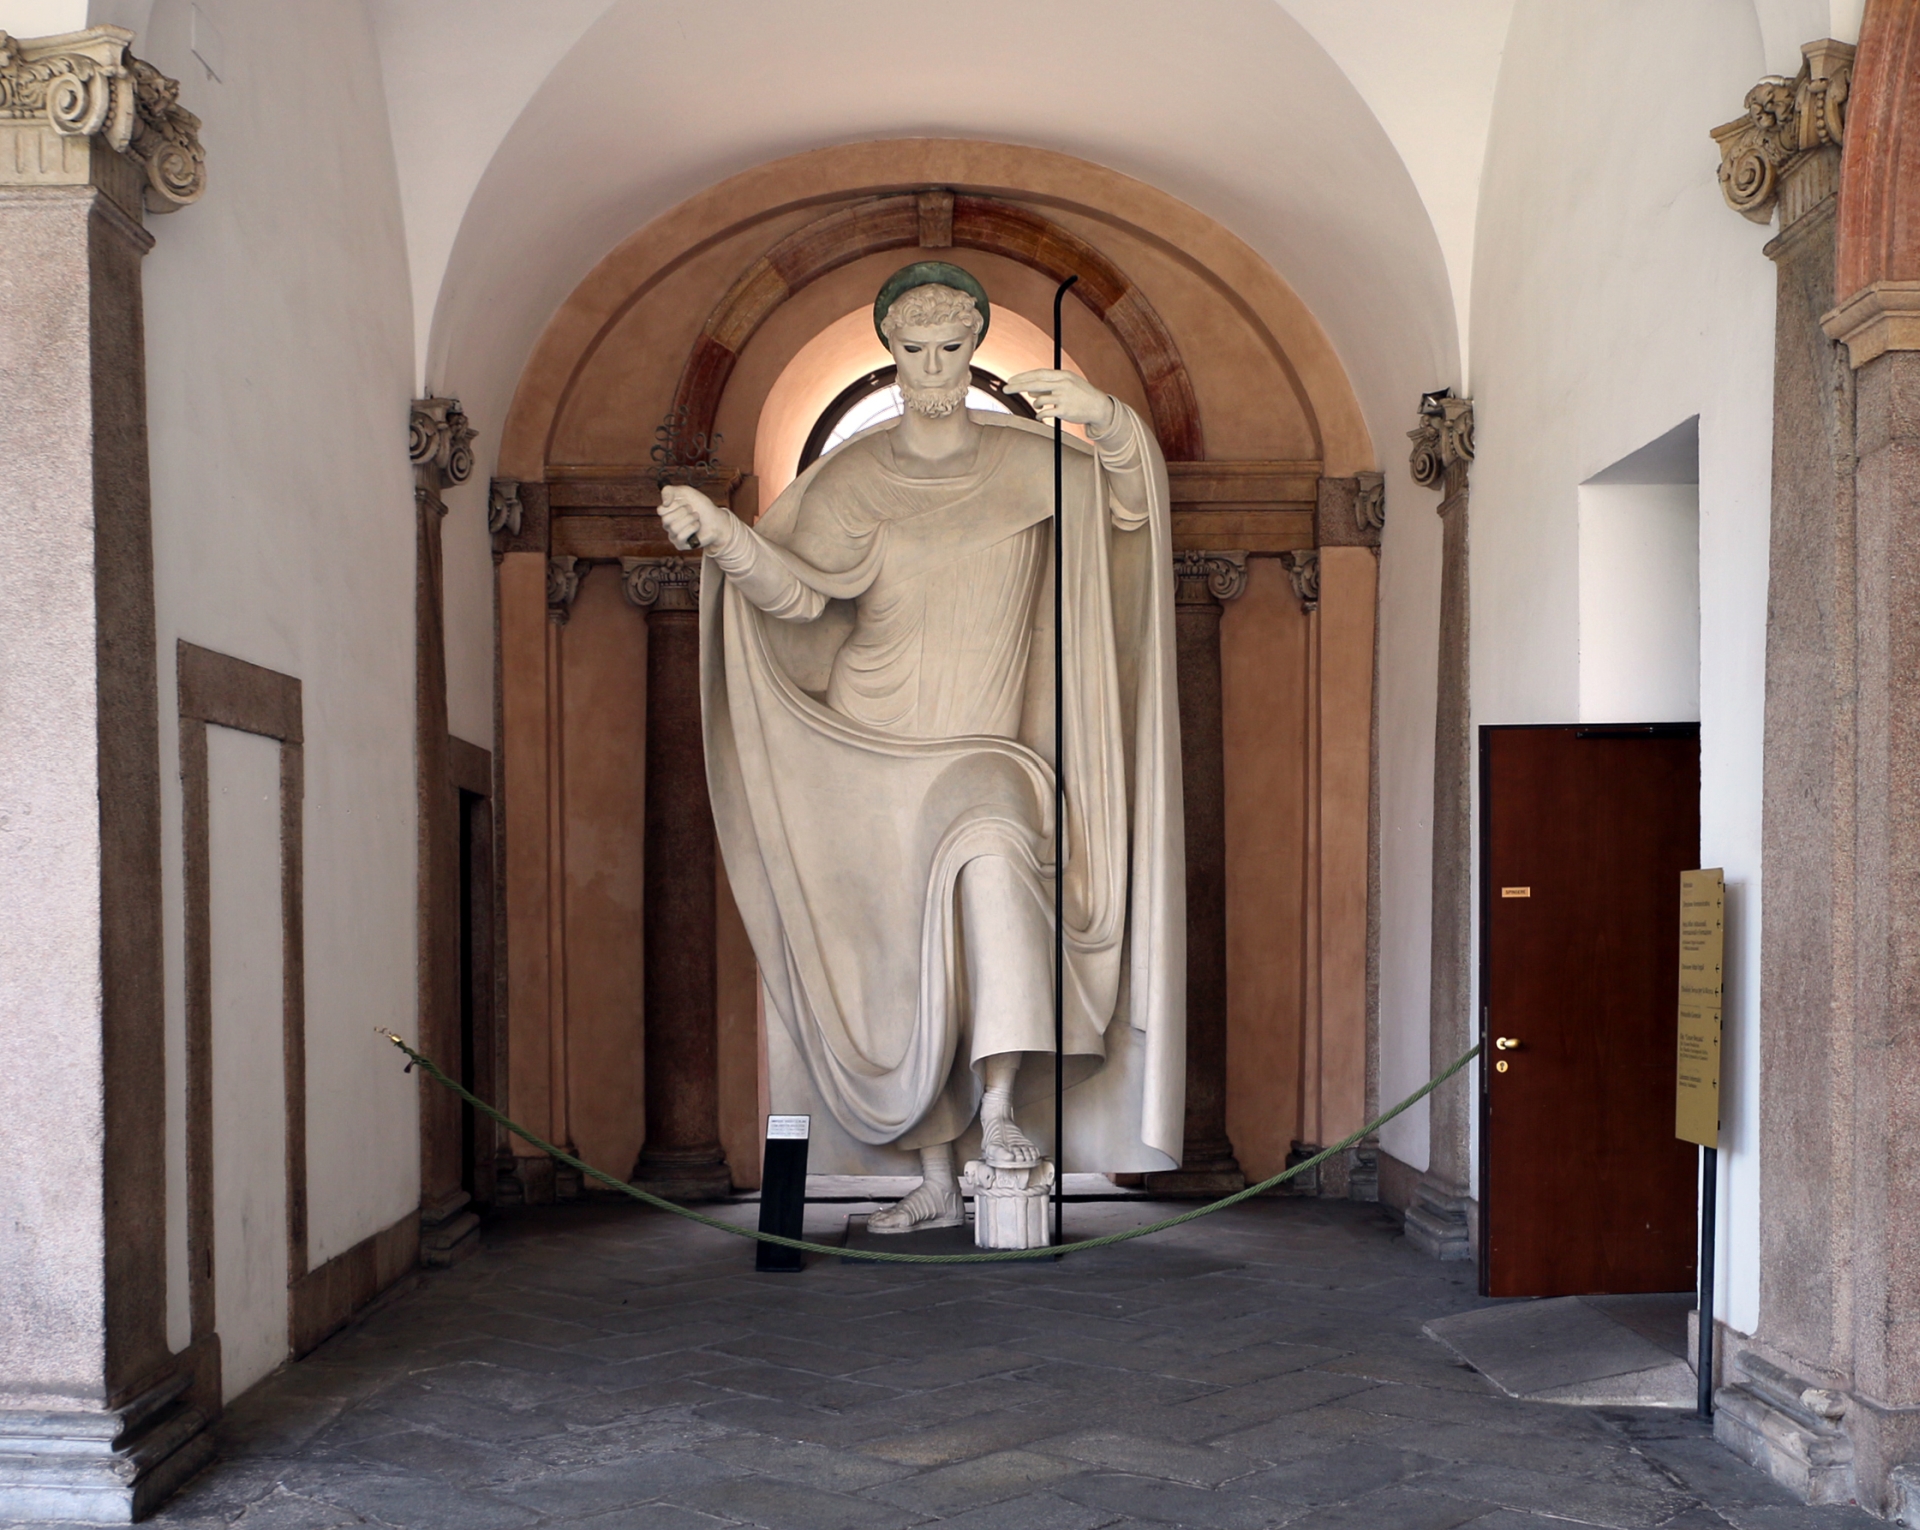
366, 0, 1467, 480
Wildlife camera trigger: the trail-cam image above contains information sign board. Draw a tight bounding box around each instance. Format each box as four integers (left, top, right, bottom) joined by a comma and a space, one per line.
1676, 869, 1725, 1148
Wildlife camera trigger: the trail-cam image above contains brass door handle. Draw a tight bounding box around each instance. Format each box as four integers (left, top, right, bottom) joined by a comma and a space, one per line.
1494, 1037, 1521, 1051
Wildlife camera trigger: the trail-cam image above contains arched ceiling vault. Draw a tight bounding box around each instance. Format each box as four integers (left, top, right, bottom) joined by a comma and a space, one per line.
378, 0, 1466, 487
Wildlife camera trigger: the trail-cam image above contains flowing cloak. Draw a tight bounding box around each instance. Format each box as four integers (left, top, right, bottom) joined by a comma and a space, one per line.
699, 403, 1186, 1169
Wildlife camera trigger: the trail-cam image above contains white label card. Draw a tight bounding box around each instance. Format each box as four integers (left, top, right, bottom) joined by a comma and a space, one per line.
766, 1114, 811, 1141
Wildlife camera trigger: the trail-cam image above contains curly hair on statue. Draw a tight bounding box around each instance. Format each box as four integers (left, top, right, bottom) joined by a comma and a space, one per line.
880, 283, 985, 341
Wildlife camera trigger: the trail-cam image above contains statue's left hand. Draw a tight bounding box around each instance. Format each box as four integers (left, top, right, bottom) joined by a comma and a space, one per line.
1004, 369, 1117, 433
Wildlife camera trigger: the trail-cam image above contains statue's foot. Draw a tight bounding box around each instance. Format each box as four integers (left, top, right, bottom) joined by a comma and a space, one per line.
980, 1112, 1041, 1170
868, 1180, 964, 1234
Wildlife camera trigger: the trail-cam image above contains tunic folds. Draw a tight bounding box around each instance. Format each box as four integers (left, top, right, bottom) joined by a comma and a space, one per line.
698, 404, 1186, 1167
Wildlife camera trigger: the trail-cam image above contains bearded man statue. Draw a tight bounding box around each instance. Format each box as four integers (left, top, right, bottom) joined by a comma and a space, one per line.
658, 263, 1185, 1234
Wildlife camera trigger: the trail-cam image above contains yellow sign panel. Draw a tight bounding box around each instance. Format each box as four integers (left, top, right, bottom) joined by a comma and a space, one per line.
1676, 868, 1725, 1147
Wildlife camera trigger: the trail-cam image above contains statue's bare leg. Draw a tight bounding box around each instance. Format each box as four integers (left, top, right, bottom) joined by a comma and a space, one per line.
868, 1143, 964, 1233
979, 1051, 1041, 1169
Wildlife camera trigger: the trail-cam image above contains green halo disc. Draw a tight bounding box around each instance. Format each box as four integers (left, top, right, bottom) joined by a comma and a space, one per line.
873, 261, 990, 348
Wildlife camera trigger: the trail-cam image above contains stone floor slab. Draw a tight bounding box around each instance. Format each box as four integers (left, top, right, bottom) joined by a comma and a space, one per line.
3, 1199, 1873, 1529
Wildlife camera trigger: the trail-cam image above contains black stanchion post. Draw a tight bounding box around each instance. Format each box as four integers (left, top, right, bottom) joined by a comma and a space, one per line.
756, 1114, 810, 1272
1051, 273, 1077, 1251
1697, 1143, 1717, 1418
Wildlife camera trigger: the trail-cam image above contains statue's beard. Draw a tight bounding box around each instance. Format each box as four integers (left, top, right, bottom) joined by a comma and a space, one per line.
900, 377, 969, 418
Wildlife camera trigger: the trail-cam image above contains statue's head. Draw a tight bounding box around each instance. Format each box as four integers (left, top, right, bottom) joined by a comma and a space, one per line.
875, 263, 989, 419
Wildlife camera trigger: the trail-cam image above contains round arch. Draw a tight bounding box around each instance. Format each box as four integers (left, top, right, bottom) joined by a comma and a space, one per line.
493, 140, 1373, 483
669, 191, 1205, 461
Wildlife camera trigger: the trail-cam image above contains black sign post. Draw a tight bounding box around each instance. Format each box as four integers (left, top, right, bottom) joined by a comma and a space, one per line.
755, 1114, 810, 1273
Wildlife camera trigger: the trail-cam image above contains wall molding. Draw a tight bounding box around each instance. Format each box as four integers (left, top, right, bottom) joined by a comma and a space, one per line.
176, 641, 304, 1378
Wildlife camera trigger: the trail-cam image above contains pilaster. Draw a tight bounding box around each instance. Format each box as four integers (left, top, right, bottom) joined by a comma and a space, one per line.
1144, 552, 1247, 1195
410, 399, 480, 1266
1708, 27, 1920, 1515
1406, 392, 1476, 1260
0, 25, 212, 1521
622, 556, 732, 1202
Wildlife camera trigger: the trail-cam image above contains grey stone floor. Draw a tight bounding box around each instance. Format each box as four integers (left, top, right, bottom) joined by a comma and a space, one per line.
21, 1198, 1879, 1529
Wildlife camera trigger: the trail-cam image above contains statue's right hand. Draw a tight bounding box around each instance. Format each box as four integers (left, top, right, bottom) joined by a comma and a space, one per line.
658, 484, 730, 552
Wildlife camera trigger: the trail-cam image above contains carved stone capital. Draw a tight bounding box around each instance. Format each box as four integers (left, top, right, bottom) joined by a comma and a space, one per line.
488, 478, 522, 537
410, 397, 476, 496
1172, 550, 1248, 607
1354, 471, 1386, 535
0, 27, 205, 219
621, 556, 700, 613
1712, 39, 1853, 227
1280, 549, 1320, 614
1409, 393, 1475, 493
547, 556, 582, 624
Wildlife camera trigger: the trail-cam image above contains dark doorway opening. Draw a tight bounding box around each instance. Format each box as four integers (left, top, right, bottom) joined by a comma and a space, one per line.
1479, 723, 1700, 1297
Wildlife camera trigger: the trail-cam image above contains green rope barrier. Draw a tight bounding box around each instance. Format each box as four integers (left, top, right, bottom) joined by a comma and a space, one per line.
383, 1031, 1480, 1265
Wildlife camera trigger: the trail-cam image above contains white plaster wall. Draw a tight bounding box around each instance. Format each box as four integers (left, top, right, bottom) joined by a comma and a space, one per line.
1466, 0, 1790, 1330
1278, 0, 1513, 378
206, 726, 286, 1401
1578, 484, 1702, 725
127, 0, 421, 1348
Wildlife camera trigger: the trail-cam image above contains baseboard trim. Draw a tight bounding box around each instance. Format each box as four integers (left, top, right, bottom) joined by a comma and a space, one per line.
289, 1212, 420, 1358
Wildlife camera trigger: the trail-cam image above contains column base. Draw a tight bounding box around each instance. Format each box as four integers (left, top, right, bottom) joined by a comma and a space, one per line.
1144, 1132, 1244, 1195
1345, 1141, 1380, 1203
1889, 1463, 1920, 1525
1403, 1173, 1475, 1261
963, 1159, 1054, 1248
1713, 1352, 1856, 1506
419, 1189, 480, 1268
0, 1373, 214, 1524
631, 1147, 733, 1204
1282, 1140, 1323, 1196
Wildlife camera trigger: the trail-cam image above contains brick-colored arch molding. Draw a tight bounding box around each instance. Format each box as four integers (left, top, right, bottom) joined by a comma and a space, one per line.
1837, 0, 1920, 297
669, 191, 1206, 461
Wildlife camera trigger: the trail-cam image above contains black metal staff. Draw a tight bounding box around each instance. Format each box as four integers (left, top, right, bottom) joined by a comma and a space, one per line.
1052, 273, 1077, 1248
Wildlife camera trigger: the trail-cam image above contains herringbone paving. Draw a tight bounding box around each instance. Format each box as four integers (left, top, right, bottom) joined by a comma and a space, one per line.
10, 1198, 1877, 1528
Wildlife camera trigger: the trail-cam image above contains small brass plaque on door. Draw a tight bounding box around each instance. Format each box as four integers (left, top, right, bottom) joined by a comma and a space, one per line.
1501, 887, 1531, 898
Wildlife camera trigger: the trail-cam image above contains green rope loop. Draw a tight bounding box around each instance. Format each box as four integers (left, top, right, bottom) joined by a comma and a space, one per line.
384, 1032, 1480, 1264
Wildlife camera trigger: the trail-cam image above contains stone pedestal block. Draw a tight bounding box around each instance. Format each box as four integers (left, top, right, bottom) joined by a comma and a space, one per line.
963, 1160, 1054, 1249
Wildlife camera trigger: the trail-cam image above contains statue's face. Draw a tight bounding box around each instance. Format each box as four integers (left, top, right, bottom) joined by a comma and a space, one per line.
888, 321, 978, 394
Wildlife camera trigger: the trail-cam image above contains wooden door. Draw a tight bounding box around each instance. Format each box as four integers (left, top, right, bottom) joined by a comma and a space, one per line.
1481, 725, 1699, 1297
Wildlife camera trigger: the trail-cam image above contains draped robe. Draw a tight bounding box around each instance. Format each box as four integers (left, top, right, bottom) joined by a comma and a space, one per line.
699, 403, 1185, 1169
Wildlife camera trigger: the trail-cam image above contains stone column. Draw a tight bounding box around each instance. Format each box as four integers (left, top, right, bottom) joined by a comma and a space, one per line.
1403, 393, 1477, 1261
1147, 551, 1248, 1193
622, 557, 732, 1201
0, 26, 214, 1521
1708, 25, 1920, 1516
409, 400, 480, 1265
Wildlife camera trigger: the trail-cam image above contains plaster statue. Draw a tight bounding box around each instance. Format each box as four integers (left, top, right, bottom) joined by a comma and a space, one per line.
658, 263, 1185, 1234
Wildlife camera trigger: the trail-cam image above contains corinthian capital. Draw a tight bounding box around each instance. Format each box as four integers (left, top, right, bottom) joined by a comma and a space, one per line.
1712, 39, 1852, 225
1172, 550, 1248, 607
547, 557, 583, 624
0, 27, 205, 216
1408, 393, 1475, 491
409, 398, 476, 495
1280, 549, 1320, 614
621, 556, 700, 613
